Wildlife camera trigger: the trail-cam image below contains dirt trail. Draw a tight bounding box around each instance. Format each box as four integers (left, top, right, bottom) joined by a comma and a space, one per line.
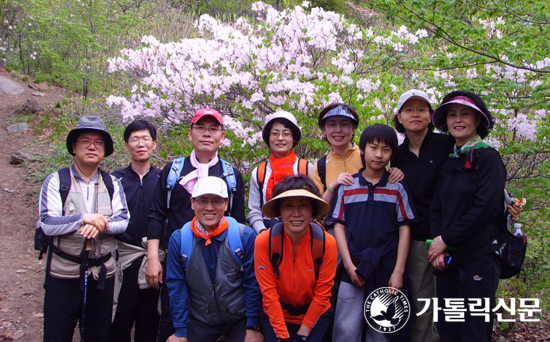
0, 70, 64, 341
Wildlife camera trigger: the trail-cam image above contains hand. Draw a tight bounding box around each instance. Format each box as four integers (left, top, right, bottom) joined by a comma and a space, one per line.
167, 334, 187, 342
508, 202, 523, 221
347, 266, 366, 288
388, 272, 403, 292
388, 167, 404, 183
245, 330, 265, 342
146, 258, 163, 289
431, 252, 450, 271
82, 213, 109, 232
79, 224, 100, 239
428, 236, 447, 262
330, 173, 354, 189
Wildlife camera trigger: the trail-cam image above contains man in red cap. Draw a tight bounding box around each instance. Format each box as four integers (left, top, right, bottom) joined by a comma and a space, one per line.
146, 108, 246, 342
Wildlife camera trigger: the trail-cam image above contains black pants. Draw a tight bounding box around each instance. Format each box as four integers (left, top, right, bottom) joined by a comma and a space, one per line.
436, 256, 500, 342
111, 258, 160, 342
187, 316, 246, 342
44, 275, 114, 342
157, 260, 174, 342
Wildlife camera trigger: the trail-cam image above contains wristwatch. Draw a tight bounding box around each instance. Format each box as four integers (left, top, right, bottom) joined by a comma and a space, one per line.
246, 325, 260, 331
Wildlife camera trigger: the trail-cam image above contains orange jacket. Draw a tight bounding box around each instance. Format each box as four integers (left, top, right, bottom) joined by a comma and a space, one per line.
254, 227, 337, 339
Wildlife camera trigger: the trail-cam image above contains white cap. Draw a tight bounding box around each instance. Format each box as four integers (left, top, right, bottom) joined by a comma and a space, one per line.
396, 89, 431, 114
262, 111, 302, 147
192, 177, 228, 198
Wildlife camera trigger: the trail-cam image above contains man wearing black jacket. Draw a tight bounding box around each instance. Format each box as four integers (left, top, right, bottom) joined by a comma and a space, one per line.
146, 108, 246, 342
111, 120, 161, 342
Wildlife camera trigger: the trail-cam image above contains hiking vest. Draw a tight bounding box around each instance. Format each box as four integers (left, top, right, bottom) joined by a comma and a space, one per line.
184, 221, 246, 326
49, 169, 117, 280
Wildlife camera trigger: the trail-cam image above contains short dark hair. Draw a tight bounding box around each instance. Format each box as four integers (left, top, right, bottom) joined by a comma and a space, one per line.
123, 119, 157, 142
435, 90, 494, 139
393, 107, 435, 134
263, 118, 300, 147
270, 175, 322, 217
359, 124, 398, 158
317, 103, 359, 129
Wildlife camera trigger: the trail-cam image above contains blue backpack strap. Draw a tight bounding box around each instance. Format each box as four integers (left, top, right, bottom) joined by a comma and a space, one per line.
179, 222, 194, 271
221, 159, 237, 211
226, 217, 245, 270
166, 157, 185, 209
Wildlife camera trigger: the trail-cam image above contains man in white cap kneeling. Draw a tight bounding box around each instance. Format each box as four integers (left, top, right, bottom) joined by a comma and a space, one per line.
165, 176, 263, 342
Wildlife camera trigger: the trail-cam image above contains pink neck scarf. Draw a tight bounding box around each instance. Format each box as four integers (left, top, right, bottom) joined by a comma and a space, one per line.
179, 149, 219, 193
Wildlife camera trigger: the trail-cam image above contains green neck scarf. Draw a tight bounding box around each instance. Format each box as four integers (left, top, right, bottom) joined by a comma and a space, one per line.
449, 135, 489, 158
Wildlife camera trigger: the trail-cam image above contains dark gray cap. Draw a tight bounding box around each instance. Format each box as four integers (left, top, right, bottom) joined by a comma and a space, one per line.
66, 116, 114, 156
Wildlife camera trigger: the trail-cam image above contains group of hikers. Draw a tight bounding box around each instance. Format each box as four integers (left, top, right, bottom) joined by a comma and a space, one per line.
38, 89, 522, 342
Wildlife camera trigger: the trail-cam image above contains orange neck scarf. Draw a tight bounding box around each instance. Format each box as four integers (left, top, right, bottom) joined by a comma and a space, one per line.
266, 151, 297, 201
190, 216, 229, 246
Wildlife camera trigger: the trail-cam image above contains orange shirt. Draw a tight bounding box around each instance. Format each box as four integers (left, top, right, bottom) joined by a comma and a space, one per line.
254, 227, 337, 339
311, 145, 363, 194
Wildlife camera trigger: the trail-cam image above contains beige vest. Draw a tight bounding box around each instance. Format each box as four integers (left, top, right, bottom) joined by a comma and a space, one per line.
49, 169, 117, 280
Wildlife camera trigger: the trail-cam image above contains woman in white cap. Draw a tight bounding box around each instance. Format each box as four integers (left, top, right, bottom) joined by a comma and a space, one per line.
254, 175, 337, 342
427, 91, 504, 342
247, 111, 313, 234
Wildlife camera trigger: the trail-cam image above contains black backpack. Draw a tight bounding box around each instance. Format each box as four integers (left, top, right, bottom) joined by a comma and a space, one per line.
34, 167, 114, 260
463, 148, 527, 280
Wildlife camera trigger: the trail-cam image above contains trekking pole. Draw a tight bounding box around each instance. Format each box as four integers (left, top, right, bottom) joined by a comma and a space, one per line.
80, 261, 89, 342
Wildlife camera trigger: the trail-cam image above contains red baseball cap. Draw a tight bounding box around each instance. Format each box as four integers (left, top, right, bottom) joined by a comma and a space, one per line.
191, 108, 223, 125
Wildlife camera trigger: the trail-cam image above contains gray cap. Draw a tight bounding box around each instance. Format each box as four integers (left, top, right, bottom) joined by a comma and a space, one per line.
66, 116, 114, 156
396, 89, 431, 114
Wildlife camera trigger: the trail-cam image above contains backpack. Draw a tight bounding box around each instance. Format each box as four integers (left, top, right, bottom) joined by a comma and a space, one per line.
495, 191, 527, 280
269, 221, 325, 280
166, 156, 238, 211
34, 167, 114, 260
463, 148, 527, 280
317, 155, 327, 192
179, 217, 245, 274
256, 158, 309, 209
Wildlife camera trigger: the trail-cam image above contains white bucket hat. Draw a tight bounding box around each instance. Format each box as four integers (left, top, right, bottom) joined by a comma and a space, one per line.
262, 111, 302, 148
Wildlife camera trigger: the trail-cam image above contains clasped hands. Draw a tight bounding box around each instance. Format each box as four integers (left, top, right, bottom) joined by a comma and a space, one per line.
80, 213, 110, 239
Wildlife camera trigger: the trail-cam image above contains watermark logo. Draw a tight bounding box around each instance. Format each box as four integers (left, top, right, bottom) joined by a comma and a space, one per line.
364, 287, 410, 333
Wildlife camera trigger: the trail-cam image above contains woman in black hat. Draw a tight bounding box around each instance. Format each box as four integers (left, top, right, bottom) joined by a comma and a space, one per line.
427, 91, 505, 342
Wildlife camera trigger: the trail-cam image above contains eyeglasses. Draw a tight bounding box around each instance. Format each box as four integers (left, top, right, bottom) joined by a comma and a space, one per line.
401, 107, 430, 115
194, 197, 226, 207
128, 137, 153, 144
270, 130, 292, 138
192, 125, 222, 134
76, 139, 105, 148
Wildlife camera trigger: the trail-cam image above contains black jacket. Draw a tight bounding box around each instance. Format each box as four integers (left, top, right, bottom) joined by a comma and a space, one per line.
112, 164, 161, 247
430, 146, 506, 264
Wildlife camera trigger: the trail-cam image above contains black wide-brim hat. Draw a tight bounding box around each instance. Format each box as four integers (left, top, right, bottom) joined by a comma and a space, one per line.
66, 116, 114, 157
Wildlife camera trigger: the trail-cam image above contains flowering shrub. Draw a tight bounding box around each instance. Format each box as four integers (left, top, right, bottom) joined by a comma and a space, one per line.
107, 1, 428, 168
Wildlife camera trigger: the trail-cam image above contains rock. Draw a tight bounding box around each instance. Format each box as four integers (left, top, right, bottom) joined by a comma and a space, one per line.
22, 98, 43, 112
28, 83, 38, 90
31, 92, 45, 97
10, 152, 31, 165
0, 75, 24, 95
6, 123, 29, 134
3, 188, 14, 193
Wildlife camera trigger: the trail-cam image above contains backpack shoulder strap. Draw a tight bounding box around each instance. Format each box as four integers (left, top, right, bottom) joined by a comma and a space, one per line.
317, 155, 327, 191
99, 169, 114, 201
298, 158, 309, 176
257, 161, 268, 209
167, 157, 186, 209
221, 159, 237, 211
269, 222, 284, 279
179, 222, 194, 271
309, 221, 326, 280
226, 217, 245, 267
58, 167, 72, 208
